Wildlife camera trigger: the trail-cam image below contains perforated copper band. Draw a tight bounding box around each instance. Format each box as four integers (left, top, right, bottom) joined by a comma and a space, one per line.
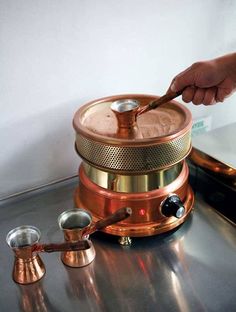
75, 130, 192, 173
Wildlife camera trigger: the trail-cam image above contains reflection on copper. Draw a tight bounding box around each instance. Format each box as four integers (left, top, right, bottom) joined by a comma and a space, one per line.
166, 235, 207, 311
85, 216, 209, 311
92, 234, 188, 308
18, 281, 53, 312
64, 264, 105, 310
170, 271, 189, 312
95, 242, 154, 309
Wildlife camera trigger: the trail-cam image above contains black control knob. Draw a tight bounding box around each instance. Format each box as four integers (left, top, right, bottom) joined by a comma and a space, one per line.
161, 194, 185, 218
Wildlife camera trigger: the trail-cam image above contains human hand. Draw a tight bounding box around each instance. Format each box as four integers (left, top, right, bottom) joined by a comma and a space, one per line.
168, 53, 236, 105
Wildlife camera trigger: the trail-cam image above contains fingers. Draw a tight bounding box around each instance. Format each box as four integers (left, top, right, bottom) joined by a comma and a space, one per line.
192, 88, 205, 105
167, 60, 236, 105
182, 86, 196, 103
216, 77, 235, 102
168, 59, 227, 95
181, 87, 217, 105
203, 87, 217, 105
181, 82, 233, 105
168, 66, 195, 93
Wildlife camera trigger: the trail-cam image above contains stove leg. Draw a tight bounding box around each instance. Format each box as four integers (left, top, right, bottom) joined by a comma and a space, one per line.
119, 236, 132, 246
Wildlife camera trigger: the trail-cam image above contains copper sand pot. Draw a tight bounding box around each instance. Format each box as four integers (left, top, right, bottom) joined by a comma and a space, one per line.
73, 93, 194, 238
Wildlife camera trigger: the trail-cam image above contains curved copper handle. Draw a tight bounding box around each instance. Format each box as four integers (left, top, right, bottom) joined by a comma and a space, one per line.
32, 240, 90, 253
190, 148, 236, 177
136, 90, 183, 117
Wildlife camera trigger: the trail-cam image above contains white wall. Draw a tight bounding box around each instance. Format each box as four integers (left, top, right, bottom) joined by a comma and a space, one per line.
1, 0, 236, 199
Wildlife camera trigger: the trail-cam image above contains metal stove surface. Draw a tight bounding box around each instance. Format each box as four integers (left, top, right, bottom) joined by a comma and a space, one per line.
0, 170, 235, 312
189, 160, 236, 224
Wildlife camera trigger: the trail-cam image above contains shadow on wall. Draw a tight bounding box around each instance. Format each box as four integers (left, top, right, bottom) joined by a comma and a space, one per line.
0, 99, 84, 199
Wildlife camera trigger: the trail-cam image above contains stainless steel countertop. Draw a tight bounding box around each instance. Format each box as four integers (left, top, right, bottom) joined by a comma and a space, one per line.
0, 177, 236, 312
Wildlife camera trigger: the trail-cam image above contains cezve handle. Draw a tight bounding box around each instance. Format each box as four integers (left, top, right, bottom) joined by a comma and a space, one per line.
137, 90, 183, 116
83, 207, 132, 237
33, 240, 90, 253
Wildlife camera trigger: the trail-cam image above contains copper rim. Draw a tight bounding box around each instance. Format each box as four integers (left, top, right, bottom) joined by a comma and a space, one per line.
189, 147, 236, 179
73, 94, 192, 145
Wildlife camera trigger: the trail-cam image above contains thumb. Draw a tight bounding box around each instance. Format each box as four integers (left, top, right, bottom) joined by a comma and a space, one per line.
168, 67, 196, 93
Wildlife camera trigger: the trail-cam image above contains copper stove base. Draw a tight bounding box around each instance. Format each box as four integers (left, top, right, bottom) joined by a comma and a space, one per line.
74, 186, 194, 237
74, 162, 194, 237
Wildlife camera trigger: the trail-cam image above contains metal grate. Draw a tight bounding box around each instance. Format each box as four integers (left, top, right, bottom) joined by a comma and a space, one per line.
76, 131, 191, 173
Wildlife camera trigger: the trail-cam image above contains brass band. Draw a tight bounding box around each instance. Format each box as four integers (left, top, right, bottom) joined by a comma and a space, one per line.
82, 161, 183, 193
